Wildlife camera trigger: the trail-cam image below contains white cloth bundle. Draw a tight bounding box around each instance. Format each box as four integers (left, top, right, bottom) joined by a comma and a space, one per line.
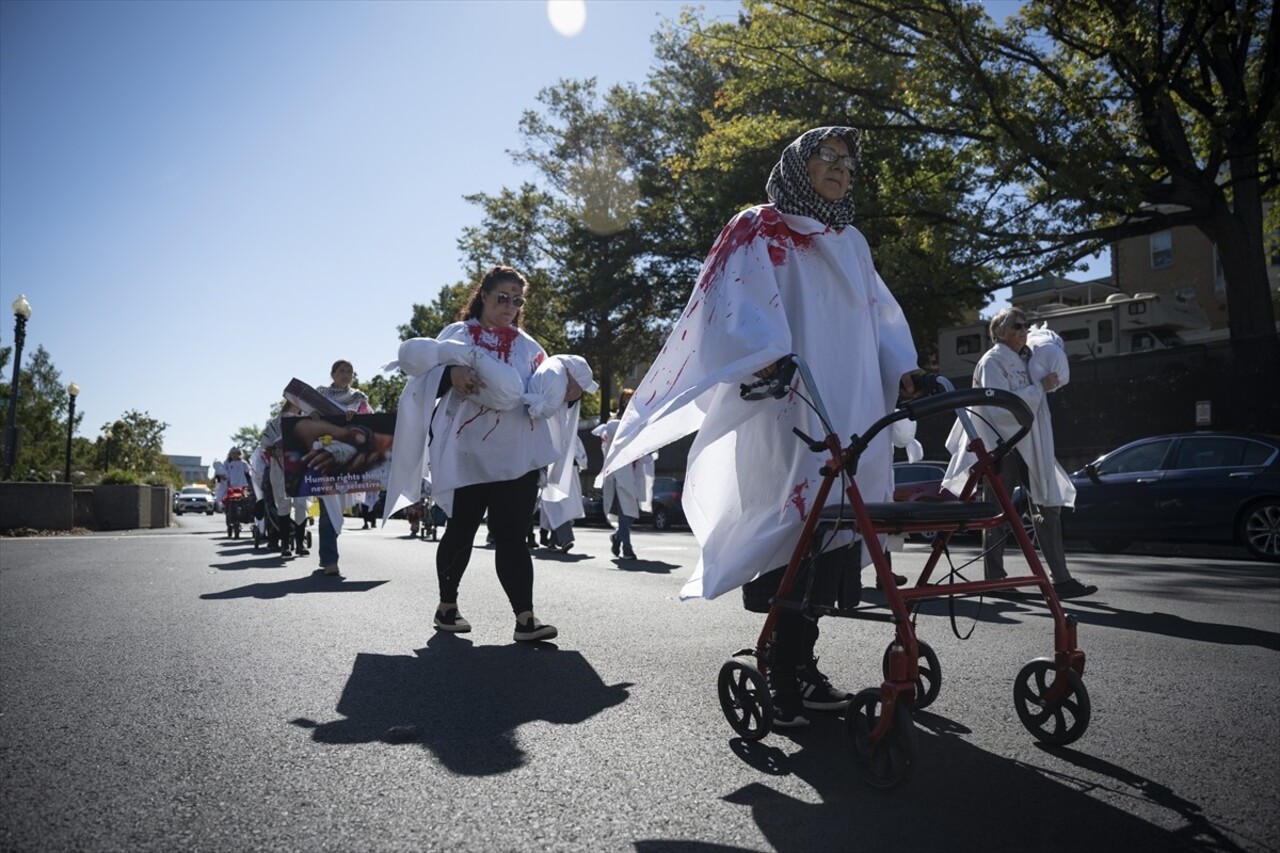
386, 338, 524, 411
1026, 323, 1069, 388
891, 419, 924, 463
523, 354, 599, 420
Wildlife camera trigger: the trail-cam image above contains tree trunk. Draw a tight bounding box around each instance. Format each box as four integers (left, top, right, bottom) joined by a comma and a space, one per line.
1208, 151, 1278, 340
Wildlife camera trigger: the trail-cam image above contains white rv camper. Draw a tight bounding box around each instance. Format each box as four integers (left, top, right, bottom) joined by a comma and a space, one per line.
937, 293, 1211, 378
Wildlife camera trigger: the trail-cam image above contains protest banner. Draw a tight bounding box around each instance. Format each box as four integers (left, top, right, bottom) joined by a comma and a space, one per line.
282, 412, 395, 497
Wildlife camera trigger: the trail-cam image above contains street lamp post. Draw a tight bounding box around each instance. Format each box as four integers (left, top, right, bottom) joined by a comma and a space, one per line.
3, 294, 32, 480
105, 428, 113, 471
65, 382, 79, 484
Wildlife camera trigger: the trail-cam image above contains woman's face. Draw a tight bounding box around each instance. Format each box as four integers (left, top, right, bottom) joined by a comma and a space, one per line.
331, 362, 354, 388
479, 280, 525, 328
806, 135, 853, 203
999, 315, 1029, 349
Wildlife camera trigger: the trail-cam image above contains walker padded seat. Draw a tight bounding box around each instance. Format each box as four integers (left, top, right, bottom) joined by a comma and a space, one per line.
818, 500, 1002, 533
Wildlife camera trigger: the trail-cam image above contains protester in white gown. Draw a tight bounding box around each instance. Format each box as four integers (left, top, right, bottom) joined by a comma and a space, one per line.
601, 126, 921, 727
593, 389, 653, 560
941, 307, 1097, 599
385, 265, 568, 643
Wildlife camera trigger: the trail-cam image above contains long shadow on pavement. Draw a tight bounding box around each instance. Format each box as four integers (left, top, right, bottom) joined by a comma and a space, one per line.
290, 633, 632, 776
612, 558, 679, 575
1009, 600, 1280, 651
200, 574, 387, 599
634, 709, 1206, 853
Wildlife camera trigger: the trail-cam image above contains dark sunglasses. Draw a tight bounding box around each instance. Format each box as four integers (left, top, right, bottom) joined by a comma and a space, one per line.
490, 292, 526, 308
1010, 321, 1027, 330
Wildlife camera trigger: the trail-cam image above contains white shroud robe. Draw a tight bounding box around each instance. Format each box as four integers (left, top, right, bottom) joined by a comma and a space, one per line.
942, 342, 1076, 508
601, 205, 918, 600
383, 321, 558, 520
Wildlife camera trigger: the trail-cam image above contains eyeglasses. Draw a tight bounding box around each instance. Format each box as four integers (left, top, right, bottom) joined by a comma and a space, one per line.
813, 146, 857, 171
1010, 322, 1027, 330
490, 292, 526, 308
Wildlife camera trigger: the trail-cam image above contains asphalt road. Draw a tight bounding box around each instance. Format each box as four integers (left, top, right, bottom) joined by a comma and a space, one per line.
2, 514, 1277, 852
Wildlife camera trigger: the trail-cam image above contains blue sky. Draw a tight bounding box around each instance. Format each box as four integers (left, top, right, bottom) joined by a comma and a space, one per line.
1, 0, 748, 467
1, 0, 1084, 471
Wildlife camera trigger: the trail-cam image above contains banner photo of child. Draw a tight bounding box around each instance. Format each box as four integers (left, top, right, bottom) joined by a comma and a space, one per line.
282, 413, 396, 497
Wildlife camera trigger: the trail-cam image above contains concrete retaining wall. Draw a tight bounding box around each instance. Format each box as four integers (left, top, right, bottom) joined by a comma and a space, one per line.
0, 483, 74, 531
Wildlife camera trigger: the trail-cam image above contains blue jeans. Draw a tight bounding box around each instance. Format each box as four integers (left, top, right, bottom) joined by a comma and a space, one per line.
615, 513, 634, 548
319, 501, 339, 566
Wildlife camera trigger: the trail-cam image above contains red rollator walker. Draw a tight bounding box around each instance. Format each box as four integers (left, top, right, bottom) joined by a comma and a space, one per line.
717, 354, 1090, 788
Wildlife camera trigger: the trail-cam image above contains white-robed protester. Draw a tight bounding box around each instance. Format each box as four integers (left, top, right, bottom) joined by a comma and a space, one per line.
941, 307, 1097, 599
592, 390, 654, 560
383, 265, 564, 642
600, 126, 921, 727
526, 355, 598, 549
212, 458, 228, 508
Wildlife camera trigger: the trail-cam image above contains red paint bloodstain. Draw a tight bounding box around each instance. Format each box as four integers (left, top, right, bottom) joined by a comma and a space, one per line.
788, 479, 811, 521
465, 322, 520, 363
697, 207, 814, 296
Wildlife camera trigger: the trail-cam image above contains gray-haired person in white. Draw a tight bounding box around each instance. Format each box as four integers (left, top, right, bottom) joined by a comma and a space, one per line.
942, 306, 1098, 600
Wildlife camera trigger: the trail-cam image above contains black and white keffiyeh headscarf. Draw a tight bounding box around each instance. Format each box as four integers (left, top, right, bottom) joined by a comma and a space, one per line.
765, 126, 863, 228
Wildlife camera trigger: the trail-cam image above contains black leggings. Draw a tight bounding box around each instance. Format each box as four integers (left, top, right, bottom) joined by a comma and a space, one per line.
437, 469, 540, 615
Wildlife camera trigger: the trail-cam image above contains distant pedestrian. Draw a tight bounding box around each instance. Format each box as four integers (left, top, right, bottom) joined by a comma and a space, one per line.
593, 389, 651, 560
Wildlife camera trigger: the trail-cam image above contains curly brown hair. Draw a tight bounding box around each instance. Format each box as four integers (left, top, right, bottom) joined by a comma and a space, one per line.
458, 265, 529, 327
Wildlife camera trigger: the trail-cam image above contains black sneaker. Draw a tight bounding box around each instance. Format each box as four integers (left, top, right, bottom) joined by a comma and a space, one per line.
514, 615, 557, 642
767, 670, 810, 728
610, 533, 621, 557
797, 658, 853, 710
434, 608, 471, 633
875, 572, 909, 590
1055, 579, 1098, 600
622, 546, 637, 560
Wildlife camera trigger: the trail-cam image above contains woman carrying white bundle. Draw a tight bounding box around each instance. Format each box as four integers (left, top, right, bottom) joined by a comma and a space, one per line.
942, 307, 1096, 599
386, 265, 573, 642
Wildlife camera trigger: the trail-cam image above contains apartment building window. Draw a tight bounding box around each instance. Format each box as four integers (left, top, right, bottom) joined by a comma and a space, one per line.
1150, 230, 1173, 269
956, 333, 982, 355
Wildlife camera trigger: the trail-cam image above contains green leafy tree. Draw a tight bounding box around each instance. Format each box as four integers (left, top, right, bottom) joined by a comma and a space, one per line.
95, 410, 181, 485
691, 0, 1278, 339
0, 344, 84, 481
363, 373, 407, 414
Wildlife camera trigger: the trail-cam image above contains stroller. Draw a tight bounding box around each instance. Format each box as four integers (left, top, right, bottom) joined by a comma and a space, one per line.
251, 471, 312, 554
406, 496, 444, 541
224, 486, 255, 539
717, 355, 1090, 788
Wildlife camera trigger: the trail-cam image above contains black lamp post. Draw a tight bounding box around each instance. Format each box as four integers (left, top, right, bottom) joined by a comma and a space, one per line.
3, 294, 32, 480
64, 382, 79, 483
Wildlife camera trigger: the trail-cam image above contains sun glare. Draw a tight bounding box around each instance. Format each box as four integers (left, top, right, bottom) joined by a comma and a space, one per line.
547, 0, 586, 37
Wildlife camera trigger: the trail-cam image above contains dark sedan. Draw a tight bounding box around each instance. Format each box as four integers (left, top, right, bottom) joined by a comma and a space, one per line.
646, 476, 685, 530
1065, 432, 1280, 561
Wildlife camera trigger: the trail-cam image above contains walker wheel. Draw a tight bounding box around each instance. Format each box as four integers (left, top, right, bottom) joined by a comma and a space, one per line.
1013, 658, 1091, 746
717, 658, 773, 741
881, 639, 942, 710
845, 688, 918, 788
